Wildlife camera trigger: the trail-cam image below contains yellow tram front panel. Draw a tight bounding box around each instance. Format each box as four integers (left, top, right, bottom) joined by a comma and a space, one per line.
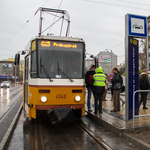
28, 85, 85, 118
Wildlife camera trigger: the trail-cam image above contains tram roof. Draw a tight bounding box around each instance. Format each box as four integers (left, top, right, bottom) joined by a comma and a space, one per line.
33, 36, 85, 43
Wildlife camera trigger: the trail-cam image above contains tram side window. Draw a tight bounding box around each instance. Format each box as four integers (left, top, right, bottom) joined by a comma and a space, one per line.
25, 57, 29, 80
31, 50, 37, 78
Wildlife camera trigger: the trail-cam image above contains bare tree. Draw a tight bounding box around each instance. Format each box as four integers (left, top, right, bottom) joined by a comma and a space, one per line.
139, 39, 147, 70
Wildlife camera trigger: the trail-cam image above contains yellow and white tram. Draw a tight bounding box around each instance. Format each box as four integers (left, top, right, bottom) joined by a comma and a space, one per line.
21, 36, 85, 119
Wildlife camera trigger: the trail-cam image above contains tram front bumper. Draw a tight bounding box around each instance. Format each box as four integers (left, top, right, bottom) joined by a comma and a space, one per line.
35, 104, 84, 110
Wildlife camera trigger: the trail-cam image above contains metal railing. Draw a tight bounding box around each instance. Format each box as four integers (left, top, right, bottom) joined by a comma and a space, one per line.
133, 90, 150, 128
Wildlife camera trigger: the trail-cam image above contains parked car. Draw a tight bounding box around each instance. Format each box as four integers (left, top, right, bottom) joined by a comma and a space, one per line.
1, 81, 10, 88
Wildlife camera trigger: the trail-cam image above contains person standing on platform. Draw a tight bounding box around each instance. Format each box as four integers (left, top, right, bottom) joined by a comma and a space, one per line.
109, 73, 114, 101
85, 65, 96, 112
103, 74, 108, 101
91, 67, 106, 114
111, 67, 123, 112
139, 69, 150, 109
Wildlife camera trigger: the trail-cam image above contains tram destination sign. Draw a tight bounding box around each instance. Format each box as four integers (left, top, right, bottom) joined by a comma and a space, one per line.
40, 40, 78, 49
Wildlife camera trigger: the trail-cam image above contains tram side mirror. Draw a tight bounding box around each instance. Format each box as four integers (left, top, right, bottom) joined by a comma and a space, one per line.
14, 54, 20, 65
21, 51, 26, 55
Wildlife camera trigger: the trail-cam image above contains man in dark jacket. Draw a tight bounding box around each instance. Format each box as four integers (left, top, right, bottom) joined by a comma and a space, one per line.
139, 69, 150, 109
85, 65, 96, 112
91, 66, 106, 114
111, 68, 123, 112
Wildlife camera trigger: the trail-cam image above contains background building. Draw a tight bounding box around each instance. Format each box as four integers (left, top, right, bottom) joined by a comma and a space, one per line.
0, 60, 14, 82
96, 51, 117, 74
0, 58, 24, 82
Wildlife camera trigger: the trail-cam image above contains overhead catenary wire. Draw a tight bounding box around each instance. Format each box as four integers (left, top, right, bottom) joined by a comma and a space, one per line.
82, 0, 150, 12
49, 0, 64, 34
115, 0, 150, 7
0, 0, 50, 52
42, 0, 50, 6
108, 42, 124, 50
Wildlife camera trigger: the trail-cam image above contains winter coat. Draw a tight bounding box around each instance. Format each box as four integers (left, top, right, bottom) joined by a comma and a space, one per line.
139, 72, 150, 90
91, 67, 106, 94
111, 73, 123, 90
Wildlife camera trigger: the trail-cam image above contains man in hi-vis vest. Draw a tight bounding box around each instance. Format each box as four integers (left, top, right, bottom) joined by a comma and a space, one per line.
91, 67, 106, 114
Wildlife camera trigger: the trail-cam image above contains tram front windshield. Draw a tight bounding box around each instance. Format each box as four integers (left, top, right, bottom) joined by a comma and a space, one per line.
38, 40, 84, 79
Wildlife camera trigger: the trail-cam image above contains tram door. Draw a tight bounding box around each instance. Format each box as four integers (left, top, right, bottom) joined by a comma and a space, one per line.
24, 56, 29, 113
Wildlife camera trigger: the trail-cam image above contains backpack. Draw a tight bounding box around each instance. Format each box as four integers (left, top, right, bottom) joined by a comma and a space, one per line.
113, 74, 122, 90
139, 75, 149, 90
88, 75, 93, 84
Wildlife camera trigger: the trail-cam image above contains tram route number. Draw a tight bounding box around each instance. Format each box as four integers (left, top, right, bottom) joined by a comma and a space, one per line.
56, 94, 66, 99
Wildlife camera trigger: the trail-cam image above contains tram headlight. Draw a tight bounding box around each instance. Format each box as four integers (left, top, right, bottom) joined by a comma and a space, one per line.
75, 95, 81, 102
41, 96, 47, 103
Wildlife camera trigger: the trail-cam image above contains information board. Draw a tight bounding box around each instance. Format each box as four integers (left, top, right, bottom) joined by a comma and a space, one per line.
99, 55, 111, 62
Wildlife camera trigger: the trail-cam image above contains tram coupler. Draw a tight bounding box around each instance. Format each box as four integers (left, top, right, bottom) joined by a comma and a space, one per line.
49, 107, 75, 125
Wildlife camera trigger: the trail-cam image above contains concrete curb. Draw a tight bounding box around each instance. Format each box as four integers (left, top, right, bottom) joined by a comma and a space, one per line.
0, 102, 23, 150
86, 111, 150, 150
123, 133, 150, 150
86, 111, 124, 137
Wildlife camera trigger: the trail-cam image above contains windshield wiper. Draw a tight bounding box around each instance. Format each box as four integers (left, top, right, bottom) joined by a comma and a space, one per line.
41, 64, 53, 82
57, 61, 74, 82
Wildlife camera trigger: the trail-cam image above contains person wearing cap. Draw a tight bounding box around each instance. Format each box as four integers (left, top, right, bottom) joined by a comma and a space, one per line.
91, 66, 106, 114
85, 65, 96, 112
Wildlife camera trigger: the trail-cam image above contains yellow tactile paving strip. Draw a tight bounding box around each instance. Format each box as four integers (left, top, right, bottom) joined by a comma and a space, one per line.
86, 92, 150, 128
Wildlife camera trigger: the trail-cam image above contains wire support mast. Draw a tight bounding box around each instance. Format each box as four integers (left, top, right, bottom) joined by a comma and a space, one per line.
35, 7, 70, 37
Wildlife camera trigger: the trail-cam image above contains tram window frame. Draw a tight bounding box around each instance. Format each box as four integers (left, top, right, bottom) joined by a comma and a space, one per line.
30, 40, 38, 78
37, 39, 85, 79
25, 56, 29, 81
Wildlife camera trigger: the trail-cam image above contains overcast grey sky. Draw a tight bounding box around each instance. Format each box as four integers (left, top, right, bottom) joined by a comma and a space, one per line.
0, 0, 150, 64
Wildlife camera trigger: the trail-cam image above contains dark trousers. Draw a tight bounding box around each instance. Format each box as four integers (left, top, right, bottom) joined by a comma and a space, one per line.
113, 90, 121, 111
93, 93, 103, 113
87, 87, 92, 110
139, 92, 148, 107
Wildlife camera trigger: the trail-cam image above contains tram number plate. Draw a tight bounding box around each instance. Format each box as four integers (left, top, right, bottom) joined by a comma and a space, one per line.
56, 94, 66, 99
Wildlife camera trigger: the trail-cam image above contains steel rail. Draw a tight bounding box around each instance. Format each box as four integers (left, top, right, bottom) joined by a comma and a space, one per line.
77, 122, 112, 150
34, 117, 45, 150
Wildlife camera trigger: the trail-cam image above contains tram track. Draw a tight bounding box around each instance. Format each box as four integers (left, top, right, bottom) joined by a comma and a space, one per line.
7, 108, 142, 150
32, 111, 112, 150
34, 116, 45, 150
77, 121, 112, 150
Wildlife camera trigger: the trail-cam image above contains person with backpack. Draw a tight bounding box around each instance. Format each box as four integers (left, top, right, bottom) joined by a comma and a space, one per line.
85, 65, 96, 112
139, 69, 150, 109
91, 66, 106, 114
111, 68, 123, 112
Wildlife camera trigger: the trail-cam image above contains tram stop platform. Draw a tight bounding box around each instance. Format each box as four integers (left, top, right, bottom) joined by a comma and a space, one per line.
85, 92, 150, 150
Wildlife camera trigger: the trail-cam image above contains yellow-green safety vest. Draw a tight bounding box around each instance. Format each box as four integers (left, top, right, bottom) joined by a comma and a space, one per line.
93, 73, 106, 87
